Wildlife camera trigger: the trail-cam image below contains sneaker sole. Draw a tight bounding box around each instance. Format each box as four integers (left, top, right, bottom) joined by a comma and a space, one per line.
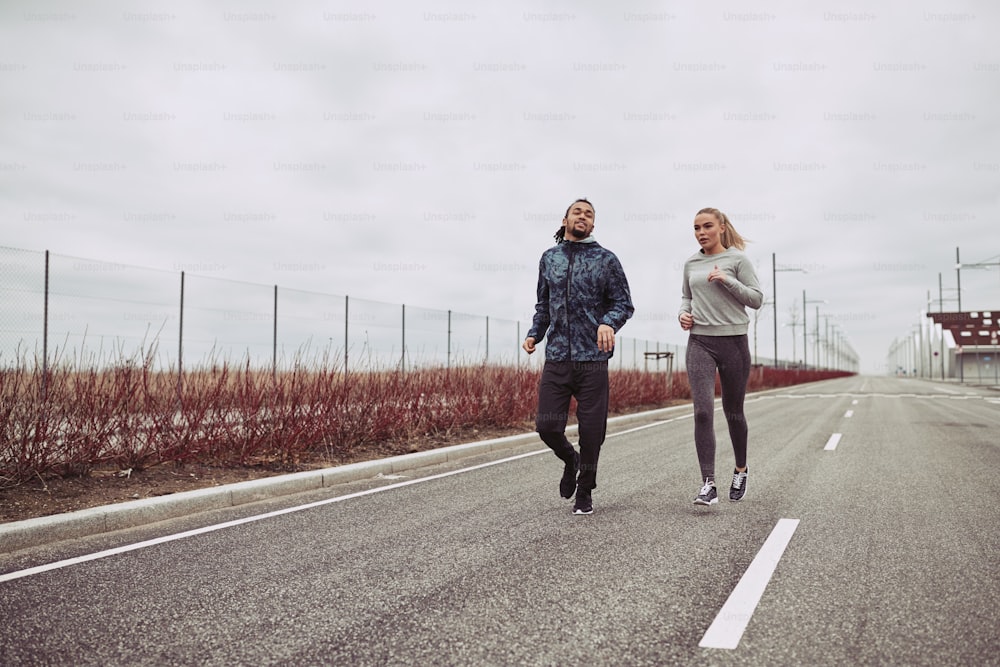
693, 498, 718, 506
573, 508, 594, 515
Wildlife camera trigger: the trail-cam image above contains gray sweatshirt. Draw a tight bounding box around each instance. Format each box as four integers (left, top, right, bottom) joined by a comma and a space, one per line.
679, 247, 764, 336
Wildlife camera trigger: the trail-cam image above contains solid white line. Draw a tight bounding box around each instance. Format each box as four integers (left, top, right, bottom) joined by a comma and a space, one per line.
761, 392, 993, 401
824, 433, 842, 451
699, 518, 800, 650
3, 413, 698, 584
844, 410, 854, 418
0, 449, 549, 584
609, 413, 693, 437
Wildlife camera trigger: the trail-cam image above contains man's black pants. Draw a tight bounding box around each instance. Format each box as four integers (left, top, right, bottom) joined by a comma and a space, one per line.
535, 360, 609, 491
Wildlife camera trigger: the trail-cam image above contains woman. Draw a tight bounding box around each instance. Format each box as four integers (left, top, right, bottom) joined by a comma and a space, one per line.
678, 208, 763, 505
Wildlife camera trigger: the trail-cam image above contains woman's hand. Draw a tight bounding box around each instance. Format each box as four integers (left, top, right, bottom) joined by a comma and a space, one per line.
679, 312, 694, 331
707, 265, 728, 284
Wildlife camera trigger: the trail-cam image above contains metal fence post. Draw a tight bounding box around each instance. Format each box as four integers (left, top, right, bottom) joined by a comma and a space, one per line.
272, 284, 278, 378
42, 250, 49, 402
667, 352, 674, 397
7, 247, 680, 377
177, 271, 185, 399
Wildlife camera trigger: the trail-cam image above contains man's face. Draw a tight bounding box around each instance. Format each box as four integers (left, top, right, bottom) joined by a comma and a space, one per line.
562, 201, 595, 239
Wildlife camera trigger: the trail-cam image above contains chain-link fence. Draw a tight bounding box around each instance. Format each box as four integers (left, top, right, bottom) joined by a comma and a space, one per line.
1, 246, 682, 374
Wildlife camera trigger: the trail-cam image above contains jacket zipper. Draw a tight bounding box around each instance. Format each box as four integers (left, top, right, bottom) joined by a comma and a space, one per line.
566, 245, 576, 361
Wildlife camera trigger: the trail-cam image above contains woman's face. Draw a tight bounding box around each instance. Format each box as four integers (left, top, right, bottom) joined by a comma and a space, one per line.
693, 212, 724, 253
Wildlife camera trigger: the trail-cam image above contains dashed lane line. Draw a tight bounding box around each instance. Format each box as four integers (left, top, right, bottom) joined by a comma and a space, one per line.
824, 433, 842, 451
699, 518, 800, 650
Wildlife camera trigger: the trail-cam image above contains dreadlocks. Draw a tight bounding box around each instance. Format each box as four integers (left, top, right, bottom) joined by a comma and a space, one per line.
554, 198, 595, 242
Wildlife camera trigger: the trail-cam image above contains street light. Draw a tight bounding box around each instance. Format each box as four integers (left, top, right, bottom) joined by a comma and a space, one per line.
953, 249, 1000, 311
911, 323, 924, 378
831, 325, 854, 373
955, 252, 1000, 309
935, 272, 960, 313
772, 253, 806, 368
928, 279, 959, 379
782, 319, 801, 364
802, 291, 825, 368
823, 316, 832, 369
814, 304, 822, 368
831, 324, 843, 371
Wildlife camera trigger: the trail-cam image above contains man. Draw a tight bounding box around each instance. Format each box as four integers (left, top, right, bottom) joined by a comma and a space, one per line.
523, 198, 634, 515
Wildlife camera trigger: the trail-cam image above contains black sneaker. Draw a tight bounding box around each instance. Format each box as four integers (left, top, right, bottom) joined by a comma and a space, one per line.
693, 480, 718, 506
573, 487, 593, 515
729, 468, 748, 502
560, 450, 580, 499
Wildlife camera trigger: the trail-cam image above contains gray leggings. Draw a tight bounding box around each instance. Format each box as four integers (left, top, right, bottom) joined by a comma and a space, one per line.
685, 334, 751, 482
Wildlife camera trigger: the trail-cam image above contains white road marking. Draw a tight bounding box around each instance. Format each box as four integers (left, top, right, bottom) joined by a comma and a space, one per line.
1, 412, 704, 584
844, 410, 854, 418
824, 433, 842, 451
760, 393, 992, 401
699, 518, 800, 650
0, 449, 550, 584
851, 399, 858, 405
609, 413, 693, 437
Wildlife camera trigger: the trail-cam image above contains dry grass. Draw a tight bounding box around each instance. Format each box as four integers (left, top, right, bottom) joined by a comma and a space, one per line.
1, 351, 851, 489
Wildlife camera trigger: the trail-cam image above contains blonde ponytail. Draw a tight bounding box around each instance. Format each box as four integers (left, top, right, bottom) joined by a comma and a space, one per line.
697, 207, 748, 250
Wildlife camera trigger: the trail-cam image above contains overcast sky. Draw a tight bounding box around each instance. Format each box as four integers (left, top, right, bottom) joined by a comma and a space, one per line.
3, 0, 998, 373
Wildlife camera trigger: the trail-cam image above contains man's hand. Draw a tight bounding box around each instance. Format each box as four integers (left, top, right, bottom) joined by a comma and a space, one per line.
522, 337, 536, 354
679, 312, 694, 331
597, 324, 615, 352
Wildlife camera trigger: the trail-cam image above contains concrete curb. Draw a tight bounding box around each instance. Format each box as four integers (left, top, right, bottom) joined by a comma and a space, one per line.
1, 405, 691, 554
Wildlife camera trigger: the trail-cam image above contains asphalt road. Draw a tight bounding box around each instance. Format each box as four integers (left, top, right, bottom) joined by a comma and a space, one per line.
1, 376, 998, 666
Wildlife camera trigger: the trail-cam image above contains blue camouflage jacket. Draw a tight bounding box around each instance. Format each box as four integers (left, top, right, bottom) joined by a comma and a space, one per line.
527, 237, 634, 362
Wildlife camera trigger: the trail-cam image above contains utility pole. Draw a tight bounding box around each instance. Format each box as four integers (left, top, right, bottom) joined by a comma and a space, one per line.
956, 247, 962, 311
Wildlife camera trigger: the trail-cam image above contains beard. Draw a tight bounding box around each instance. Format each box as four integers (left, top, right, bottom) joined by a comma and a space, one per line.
568, 225, 588, 239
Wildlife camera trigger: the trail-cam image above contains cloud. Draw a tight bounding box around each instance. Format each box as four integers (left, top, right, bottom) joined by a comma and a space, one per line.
2, 0, 998, 372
